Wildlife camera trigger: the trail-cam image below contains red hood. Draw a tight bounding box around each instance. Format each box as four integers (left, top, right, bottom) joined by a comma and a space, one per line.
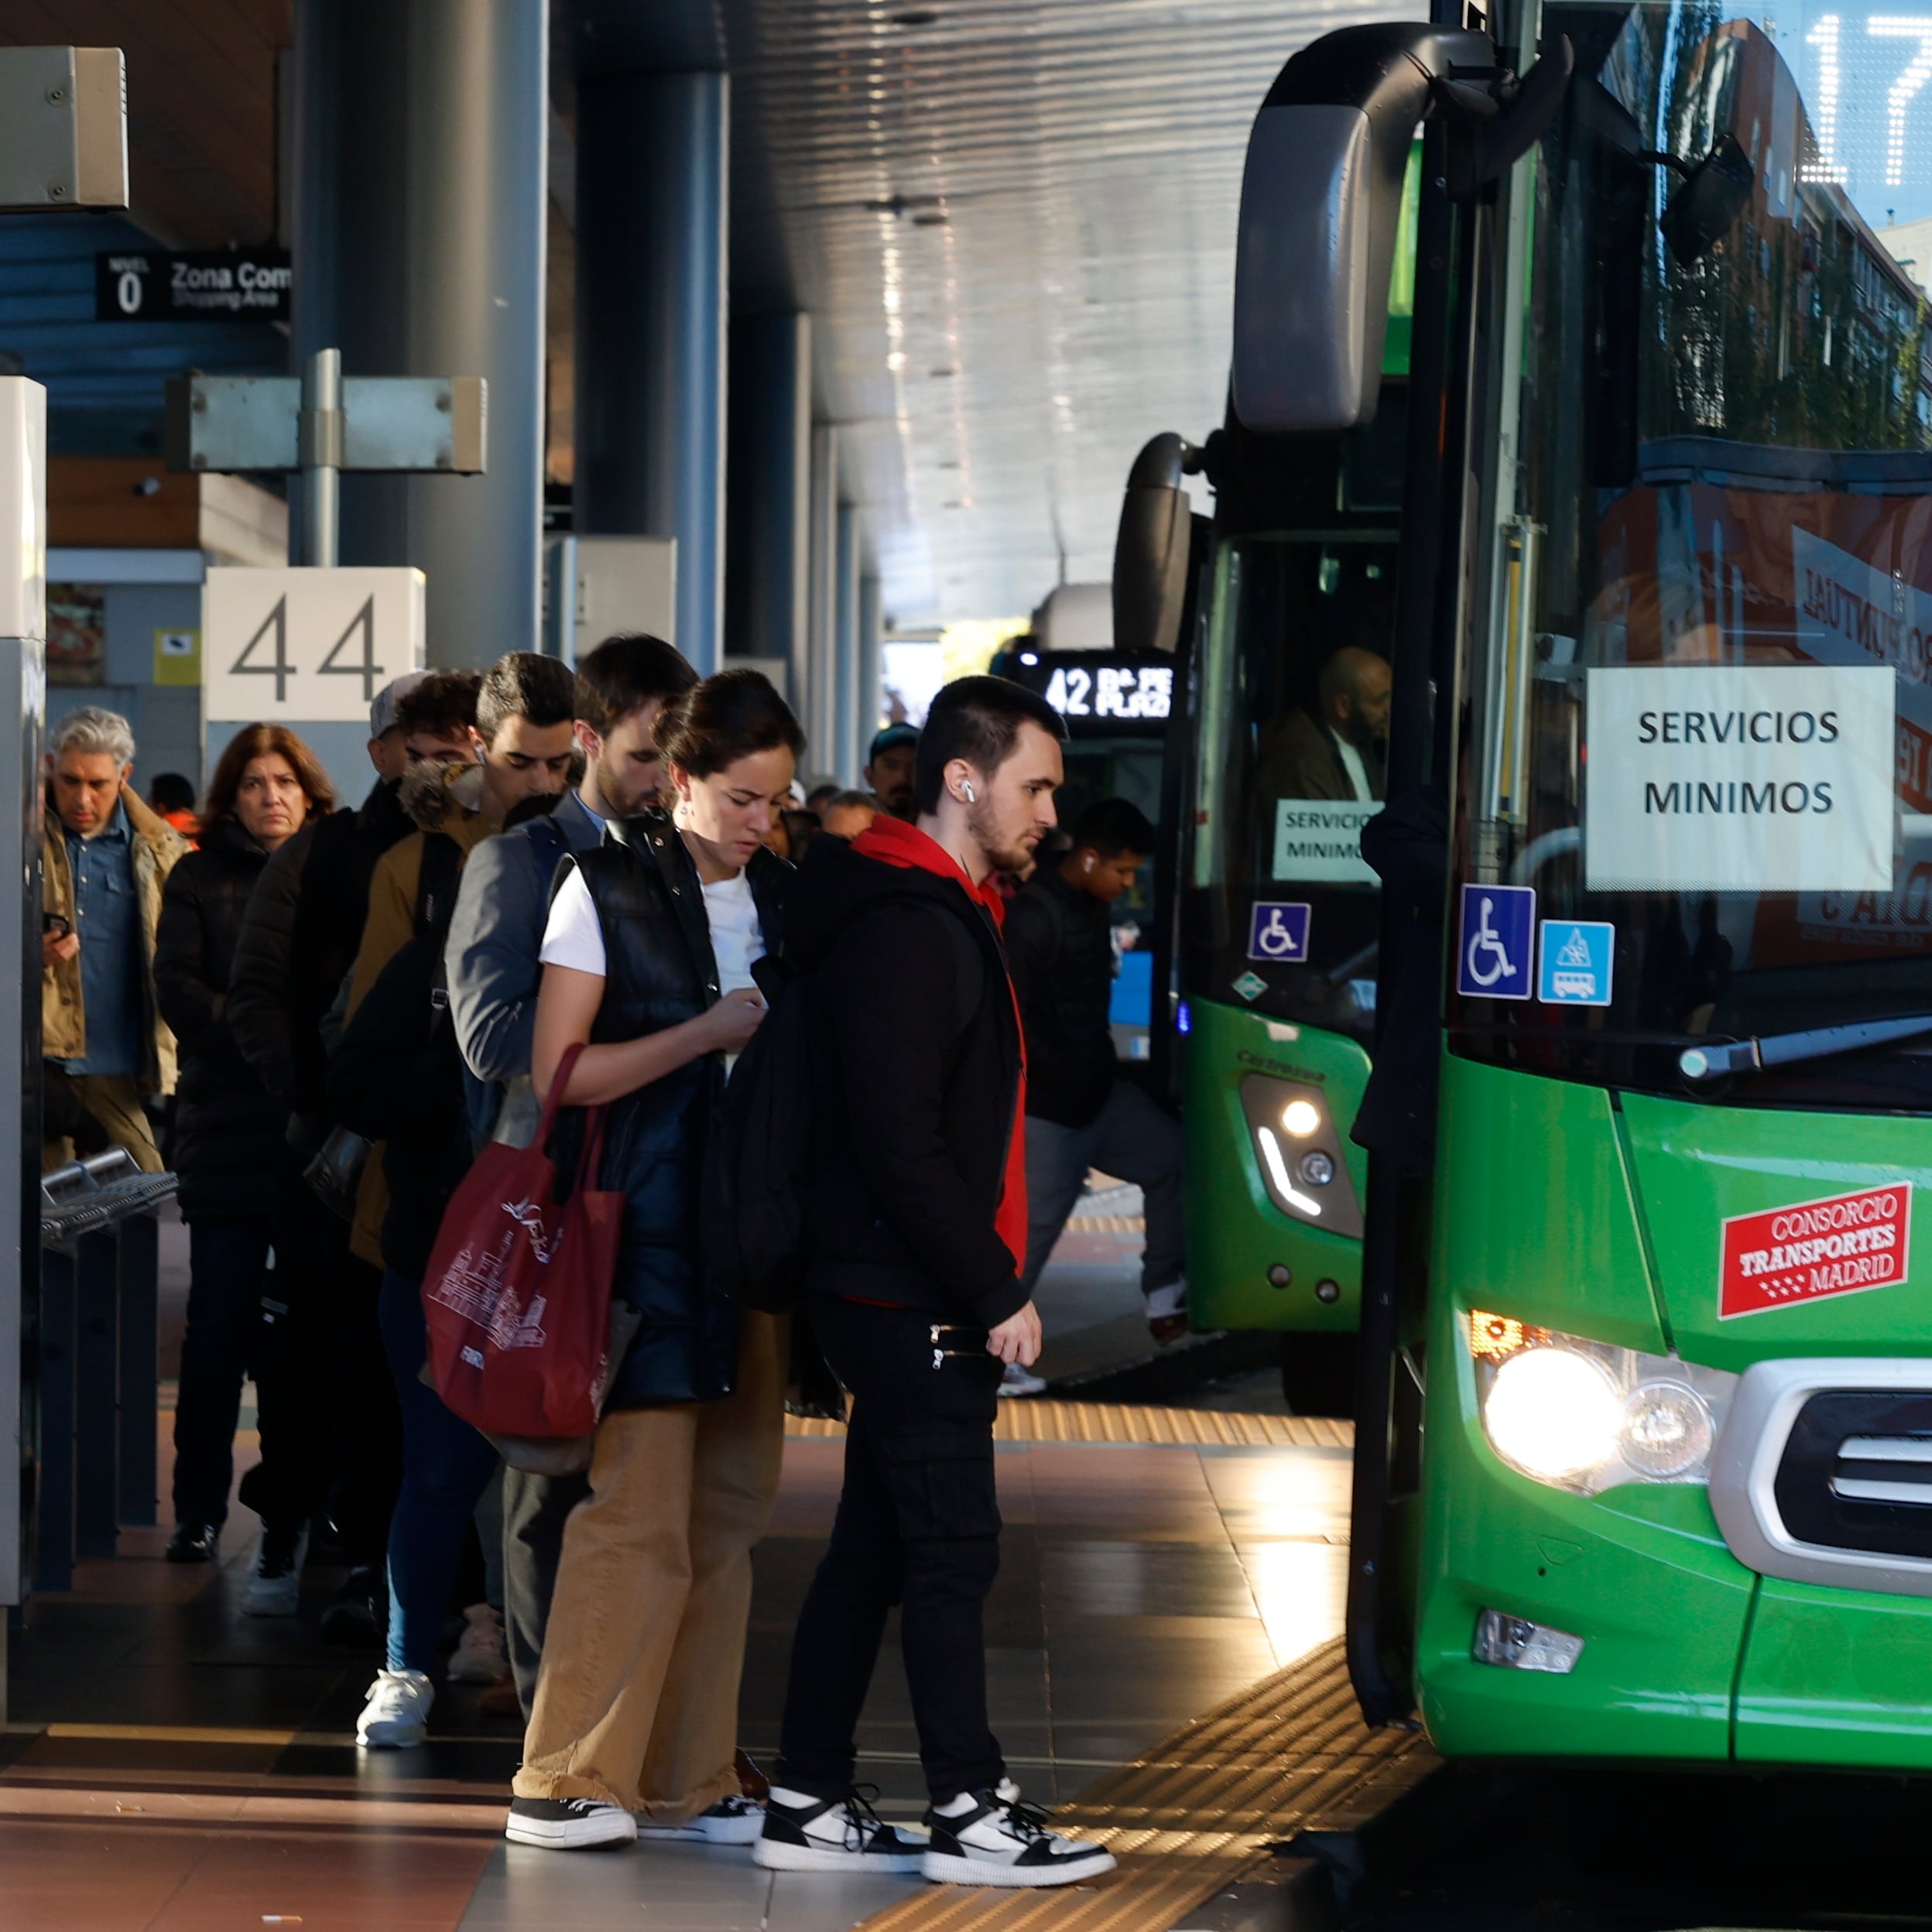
850, 816, 1008, 929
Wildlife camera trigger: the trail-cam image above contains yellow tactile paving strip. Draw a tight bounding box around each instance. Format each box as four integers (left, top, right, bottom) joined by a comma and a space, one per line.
785, 1403, 1355, 1450
1063, 1215, 1146, 1235
855, 1638, 1435, 1932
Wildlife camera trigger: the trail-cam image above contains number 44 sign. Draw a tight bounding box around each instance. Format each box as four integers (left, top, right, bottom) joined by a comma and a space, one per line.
204, 568, 426, 724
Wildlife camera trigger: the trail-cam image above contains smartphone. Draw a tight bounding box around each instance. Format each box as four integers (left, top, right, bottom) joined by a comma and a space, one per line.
42, 913, 71, 938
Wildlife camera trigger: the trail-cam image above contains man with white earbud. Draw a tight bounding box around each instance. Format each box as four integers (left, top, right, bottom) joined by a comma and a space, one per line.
753, 677, 1116, 1888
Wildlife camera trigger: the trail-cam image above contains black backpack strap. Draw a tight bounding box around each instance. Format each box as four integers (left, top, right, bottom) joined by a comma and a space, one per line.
413, 831, 463, 941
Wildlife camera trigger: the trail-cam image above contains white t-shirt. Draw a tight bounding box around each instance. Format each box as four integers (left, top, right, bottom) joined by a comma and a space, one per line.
538, 862, 766, 989
1332, 731, 1373, 802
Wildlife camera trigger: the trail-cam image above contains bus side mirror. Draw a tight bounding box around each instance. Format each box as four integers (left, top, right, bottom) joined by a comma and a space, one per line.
1659, 132, 1754, 265
1231, 23, 1496, 435
1112, 433, 1202, 655
1232, 101, 1396, 434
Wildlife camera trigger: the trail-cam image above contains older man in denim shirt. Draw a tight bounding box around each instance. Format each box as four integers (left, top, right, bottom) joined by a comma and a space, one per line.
42, 707, 188, 1171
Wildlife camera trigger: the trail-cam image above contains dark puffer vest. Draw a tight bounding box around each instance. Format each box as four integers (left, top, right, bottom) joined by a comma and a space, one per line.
553, 811, 790, 1410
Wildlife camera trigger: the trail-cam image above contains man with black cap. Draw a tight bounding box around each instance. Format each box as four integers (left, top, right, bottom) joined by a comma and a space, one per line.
863, 723, 919, 822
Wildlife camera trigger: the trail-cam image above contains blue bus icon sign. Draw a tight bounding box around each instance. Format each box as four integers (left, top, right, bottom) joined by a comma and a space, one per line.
1246, 901, 1310, 963
1538, 920, 1615, 1006
1456, 884, 1534, 1000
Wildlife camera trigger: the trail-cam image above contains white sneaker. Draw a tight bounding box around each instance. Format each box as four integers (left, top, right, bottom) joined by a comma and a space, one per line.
242, 1526, 309, 1617
754, 1786, 926, 1872
445, 1603, 507, 1684
356, 1669, 433, 1749
922, 1780, 1115, 1888
636, 1793, 766, 1845
505, 1796, 638, 1849
999, 1362, 1047, 1398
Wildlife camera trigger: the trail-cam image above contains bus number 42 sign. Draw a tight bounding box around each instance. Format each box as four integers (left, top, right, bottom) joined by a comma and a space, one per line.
204, 568, 426, 724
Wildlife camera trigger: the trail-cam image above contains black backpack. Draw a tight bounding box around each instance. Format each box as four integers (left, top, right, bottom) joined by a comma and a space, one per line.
706, 899, 987, 1314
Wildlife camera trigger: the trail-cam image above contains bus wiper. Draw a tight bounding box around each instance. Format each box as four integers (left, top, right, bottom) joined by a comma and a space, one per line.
1679, 1015, 1932, 1083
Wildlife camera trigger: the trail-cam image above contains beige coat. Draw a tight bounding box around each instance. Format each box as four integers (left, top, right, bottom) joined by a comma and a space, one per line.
42, 783, 190, 1094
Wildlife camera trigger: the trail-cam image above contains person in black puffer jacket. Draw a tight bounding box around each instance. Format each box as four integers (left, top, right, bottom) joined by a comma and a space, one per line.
153, 725, 335, 1565
504, 670, 795, 1854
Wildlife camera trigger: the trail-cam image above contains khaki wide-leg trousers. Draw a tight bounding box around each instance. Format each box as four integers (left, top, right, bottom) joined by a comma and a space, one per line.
512, 1311, 787, 1817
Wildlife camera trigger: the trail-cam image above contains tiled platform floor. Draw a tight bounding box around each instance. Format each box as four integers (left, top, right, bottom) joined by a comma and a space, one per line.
0, 1431, 1350, 1931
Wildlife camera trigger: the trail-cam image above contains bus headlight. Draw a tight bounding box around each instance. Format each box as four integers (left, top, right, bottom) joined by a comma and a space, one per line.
1484, 1348, 1621, 1482
1238, 1075, 1364, 1238
1466, 1310, 1735, 1496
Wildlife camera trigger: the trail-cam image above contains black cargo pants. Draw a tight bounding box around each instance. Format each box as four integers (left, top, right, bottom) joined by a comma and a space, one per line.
773, 1294, 1006, 1806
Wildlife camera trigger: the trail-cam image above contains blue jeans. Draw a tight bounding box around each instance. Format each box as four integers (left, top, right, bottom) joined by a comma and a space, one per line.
377, 1270, 502, 1674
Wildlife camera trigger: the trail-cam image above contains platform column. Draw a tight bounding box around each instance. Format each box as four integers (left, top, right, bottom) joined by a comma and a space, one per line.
833, 503, 862, 783
804, 425, 840, 778
290, 0, 548, 667
727, 311, 811, 692
857, 572, 883, 751
575, 68, 728, 675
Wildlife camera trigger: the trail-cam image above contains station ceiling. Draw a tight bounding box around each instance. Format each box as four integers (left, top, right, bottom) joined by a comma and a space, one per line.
704, 0, 1398, 626
1, 0, 1401, 629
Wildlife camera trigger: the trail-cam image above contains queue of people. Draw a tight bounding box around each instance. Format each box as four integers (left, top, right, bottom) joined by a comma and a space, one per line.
39, 646, 1175, 1892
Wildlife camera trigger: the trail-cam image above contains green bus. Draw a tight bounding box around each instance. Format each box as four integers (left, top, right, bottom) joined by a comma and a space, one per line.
1232, 0, 1932, 1762
1114, 214, 1416, 1412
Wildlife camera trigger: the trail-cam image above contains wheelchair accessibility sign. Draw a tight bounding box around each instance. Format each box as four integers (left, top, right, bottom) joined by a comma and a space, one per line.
1537, 920, 1615, 1007
1456, 885, 1534, 1000
1246, 901, 1311, 963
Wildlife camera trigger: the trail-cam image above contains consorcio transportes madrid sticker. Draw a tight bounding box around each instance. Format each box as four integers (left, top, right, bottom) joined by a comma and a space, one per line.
1718, 1183, 1912, 1319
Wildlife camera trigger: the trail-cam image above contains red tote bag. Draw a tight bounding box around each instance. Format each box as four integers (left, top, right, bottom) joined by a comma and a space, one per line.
420, 1043, 625, 1440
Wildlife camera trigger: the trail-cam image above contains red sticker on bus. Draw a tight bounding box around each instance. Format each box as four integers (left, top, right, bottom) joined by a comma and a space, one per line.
1718, 1184, 1912, 1319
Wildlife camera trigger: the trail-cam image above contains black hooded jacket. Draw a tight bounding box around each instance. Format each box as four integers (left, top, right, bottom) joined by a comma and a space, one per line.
154, 817, 290, 1219
226, 776, 413, 1126
785, 832, 1027, 1331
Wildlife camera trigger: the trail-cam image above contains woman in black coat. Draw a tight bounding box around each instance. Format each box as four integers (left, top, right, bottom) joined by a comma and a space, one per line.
154, 726, 334, 1564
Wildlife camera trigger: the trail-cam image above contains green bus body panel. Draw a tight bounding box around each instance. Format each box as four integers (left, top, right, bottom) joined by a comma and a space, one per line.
1415, 1057, 1743, 1757
1416, 1056, 1932, 1763
1737, 1580, 1932, 1766
1431, 1057, 1667, 1352
1181, 997, 1367, 1334
1618, 1094, 1932, 1368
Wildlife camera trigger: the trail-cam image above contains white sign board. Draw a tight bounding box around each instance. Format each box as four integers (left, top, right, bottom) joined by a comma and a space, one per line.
1272, 798, 1378, 882
204, 567, 426, 723
1584, 664, 1896, 892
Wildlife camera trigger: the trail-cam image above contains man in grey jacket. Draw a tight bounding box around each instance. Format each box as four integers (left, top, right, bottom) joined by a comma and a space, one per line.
446, 631, 697, 1711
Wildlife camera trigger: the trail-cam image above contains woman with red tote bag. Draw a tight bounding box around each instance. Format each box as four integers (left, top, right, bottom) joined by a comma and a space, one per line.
504, 670, 800, 1854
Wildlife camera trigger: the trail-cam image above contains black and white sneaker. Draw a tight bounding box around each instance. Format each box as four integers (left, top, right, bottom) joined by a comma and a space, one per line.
922, 1780, 1115, 1888
752, 1785, 925, 1873
636, 1794, 766, 1845
505, 1795, 639, 1849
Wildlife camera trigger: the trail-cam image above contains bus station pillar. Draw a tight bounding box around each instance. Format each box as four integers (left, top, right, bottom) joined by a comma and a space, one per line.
834, 502, 862, 783
290, 0, 548, 670
805, 423, 839, 779
575, 68, 728, 675
726, 311, 812, 697
857, 572, 882, 749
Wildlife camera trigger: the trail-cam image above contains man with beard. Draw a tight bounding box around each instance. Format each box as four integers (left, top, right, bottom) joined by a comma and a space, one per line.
446, 632, 697, 1713
752, 678, 1115, 1889
862, 722, 919, 821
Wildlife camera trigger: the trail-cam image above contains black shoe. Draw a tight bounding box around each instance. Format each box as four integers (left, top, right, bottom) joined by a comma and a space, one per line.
319, 1564, 387, 1648
921, 1780, 1116, 1888
752, 1786, 925, 1873
504, 1795, 638, 1849
165, 1522, 220, 1564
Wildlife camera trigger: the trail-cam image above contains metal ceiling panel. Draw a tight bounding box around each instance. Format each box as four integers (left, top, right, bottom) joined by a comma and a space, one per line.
719, 0, 1415, 625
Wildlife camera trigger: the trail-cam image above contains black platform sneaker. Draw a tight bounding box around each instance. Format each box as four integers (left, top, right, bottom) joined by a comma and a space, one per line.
921, 1780, 1116, 1888
504, 1795, 638, 1849
752, 1785, 925, 1873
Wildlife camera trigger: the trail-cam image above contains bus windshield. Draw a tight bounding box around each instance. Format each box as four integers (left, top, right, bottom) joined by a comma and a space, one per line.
1453, 0, 1932, 1108
1186, 527, 1400, 1039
